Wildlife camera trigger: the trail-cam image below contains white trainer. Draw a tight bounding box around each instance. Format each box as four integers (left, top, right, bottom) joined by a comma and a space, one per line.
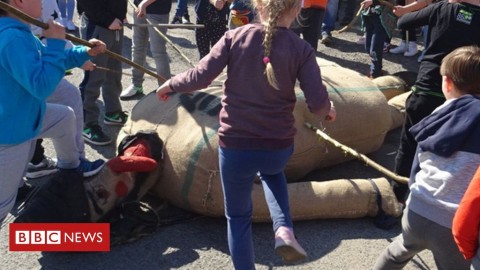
120, 85, 143, 99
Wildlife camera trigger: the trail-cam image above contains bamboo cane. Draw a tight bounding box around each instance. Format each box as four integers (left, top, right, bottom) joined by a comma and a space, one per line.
305, 122, 409, 185
127, 0, 196, 68
123, 22, 205, 29
0, 1, 166, 82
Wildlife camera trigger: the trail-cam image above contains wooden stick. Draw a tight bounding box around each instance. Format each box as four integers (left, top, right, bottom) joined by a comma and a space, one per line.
334, 4, 364, 34
127, 0, 196, 68
95, 66, 133, 77
0, 1, 166, 83
305, 122, 409, 185
123, 23, 205, 29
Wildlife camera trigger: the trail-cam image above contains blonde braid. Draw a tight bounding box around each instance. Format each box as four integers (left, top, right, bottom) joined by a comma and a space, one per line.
263, 2, 282, 90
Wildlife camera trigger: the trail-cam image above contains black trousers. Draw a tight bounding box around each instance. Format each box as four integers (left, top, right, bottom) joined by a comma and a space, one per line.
393, 91, 445, 200
293, 8, 325, 51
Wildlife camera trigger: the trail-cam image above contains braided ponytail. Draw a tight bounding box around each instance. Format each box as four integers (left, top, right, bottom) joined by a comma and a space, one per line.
253, 0, 300, 90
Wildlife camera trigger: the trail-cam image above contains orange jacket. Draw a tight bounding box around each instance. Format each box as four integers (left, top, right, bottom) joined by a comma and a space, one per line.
302, 0, 327, 9
452, 166, 480, 260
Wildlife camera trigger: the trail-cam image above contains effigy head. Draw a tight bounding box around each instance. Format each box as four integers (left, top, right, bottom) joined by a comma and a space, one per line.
15, 131, 165, 223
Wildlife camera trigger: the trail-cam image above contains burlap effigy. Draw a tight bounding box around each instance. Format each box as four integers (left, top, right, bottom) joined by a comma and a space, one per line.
119, 58, 404, 221
371, 75, 409, 130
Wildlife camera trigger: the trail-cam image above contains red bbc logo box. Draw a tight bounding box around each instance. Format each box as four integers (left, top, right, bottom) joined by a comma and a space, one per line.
9, 223, 110, 252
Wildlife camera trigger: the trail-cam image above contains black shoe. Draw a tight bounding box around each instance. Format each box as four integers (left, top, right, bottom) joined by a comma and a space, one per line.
83, 124, 112, 146
170, 16, 182, 24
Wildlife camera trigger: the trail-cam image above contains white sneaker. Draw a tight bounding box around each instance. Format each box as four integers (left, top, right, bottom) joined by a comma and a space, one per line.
120, 85, 143, 99
389, 41, 407, 54
66, 20, 77, 31
404, 41, 418, 57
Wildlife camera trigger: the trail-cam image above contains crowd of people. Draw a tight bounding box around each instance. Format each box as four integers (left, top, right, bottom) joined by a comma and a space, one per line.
1, 0, 480, 269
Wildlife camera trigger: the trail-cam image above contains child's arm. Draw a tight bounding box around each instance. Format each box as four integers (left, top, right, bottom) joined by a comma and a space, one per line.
397, 1, 435, 29
136, 0, 156, 18
298, 49, 332, 121
63, 39, 106, 70
394, 0, 432, 17
452, 166, 480, 260
162, 33, 229, 95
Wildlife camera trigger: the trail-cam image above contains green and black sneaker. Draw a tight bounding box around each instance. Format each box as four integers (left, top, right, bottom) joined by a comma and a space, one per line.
83, 124, 112, 146
104, 111, 129, 126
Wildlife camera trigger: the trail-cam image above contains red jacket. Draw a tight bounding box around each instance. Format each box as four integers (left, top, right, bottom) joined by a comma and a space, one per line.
453, 166, 480, 259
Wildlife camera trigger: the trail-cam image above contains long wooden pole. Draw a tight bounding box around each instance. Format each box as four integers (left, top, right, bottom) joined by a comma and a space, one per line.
305, 123, 409, 185
127, 0, 196, 68
0, 1, 166, 82
123, 22, 205, 29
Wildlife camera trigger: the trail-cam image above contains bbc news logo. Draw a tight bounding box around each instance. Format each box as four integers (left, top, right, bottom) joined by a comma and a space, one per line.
9, 223, 110, 251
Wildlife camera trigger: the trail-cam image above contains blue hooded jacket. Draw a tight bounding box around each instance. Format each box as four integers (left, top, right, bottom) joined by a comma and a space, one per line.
0, 17, 90, 145
407, 94, 480, 228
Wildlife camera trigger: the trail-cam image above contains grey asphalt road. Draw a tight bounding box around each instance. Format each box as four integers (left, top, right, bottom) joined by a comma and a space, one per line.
0, 2, 437, 269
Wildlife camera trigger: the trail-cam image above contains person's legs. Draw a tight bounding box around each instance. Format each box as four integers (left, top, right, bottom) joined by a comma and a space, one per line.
0, 140, 34, 221
373, 208, 427, 270
147, 14, 171, 85
368, 15, 387, 78
172, 0, 190, 23
321, 0, 339, 40
66, 0, 75, 21
393, 93, 445, 200
195, 24, 210, 59
301, 8, 325, 51
425, 222, 470, 270
101, 29, 124, 117
47, 78, 85, 158
78, 13, 95, 101
131, 14, 149, 89
40, 103, 105, 176
219, 147, 257, 270
259, 146, 294, 232
40, 103, 79, 170
83, 27, 115, 126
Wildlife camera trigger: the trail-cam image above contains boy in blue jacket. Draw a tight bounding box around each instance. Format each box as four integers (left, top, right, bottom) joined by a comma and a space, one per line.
373, 45, 480, 270
0, 0, 106, 224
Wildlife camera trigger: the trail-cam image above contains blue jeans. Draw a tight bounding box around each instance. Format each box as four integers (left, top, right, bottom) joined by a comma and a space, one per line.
174, 0, 189, 17
219, 146, 294, 270
321, 0, 339, 36
364, 14, 387, 78
58, 0, 75, 20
